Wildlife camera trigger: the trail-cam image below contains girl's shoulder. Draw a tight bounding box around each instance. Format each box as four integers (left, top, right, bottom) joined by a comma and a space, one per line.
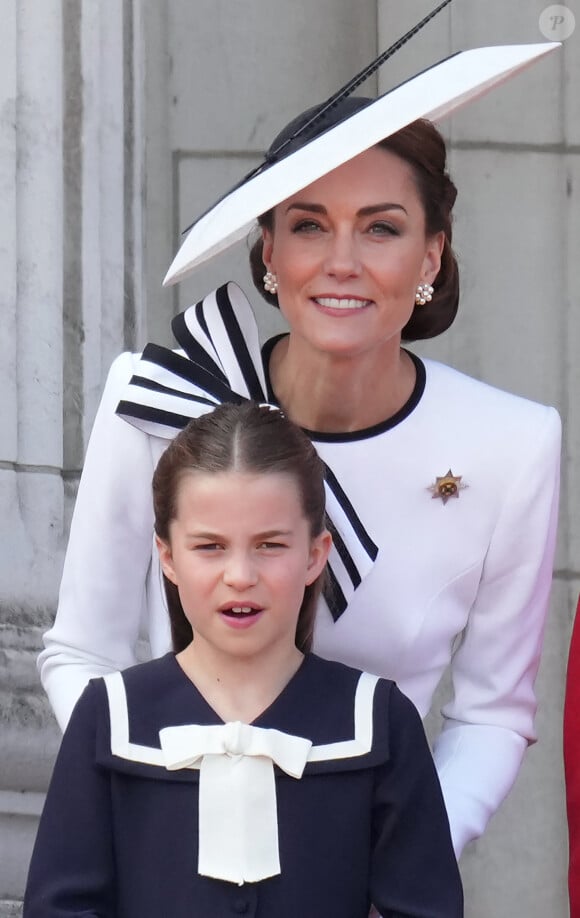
89, 654, 211, 779
297, 655, 419, 773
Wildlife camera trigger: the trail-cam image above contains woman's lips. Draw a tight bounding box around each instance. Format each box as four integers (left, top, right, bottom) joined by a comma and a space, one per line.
313, 296, 372, 310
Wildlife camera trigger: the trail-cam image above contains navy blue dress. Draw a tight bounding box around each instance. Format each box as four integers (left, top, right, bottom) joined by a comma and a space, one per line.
24, 653, 463, 917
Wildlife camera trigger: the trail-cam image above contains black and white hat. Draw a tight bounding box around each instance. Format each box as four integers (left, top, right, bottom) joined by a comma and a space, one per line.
163, 4, 559, 287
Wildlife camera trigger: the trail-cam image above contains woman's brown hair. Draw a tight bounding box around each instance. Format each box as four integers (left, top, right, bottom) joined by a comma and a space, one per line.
249, 99, 459, 341
152, 402, 327, 654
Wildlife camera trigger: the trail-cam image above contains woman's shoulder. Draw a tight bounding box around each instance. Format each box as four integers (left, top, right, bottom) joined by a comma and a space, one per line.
422, 356, 556, 410
421, 356, 560, 436
105, 349, 145, 384
94, 350, 152, 418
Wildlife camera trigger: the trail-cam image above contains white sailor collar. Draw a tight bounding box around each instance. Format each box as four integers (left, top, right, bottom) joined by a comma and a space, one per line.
93, 653, 392, 779
92, 654, 392, 885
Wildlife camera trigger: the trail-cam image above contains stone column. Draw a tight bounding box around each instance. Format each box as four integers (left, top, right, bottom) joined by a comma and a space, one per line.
0, 0, 64, 907
0, 0, 145, 909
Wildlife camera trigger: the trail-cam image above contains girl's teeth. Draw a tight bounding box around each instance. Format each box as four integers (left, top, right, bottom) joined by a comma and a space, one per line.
231, 606, 253, 615
315, 297, 368, 309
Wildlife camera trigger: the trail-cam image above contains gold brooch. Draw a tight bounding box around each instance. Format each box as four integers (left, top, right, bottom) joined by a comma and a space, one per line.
428, 469, 467, 505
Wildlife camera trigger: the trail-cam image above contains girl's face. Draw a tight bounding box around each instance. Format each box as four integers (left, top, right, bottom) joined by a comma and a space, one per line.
262, 146, 444, 360
157, 470, 330, 662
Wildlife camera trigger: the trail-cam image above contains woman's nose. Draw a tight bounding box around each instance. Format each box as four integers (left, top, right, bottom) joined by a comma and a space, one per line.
323, 231, 361, 279
222, 552, 258, 589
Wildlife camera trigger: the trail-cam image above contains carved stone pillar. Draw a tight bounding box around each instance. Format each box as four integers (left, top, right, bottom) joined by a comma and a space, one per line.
0, 0, 145, 908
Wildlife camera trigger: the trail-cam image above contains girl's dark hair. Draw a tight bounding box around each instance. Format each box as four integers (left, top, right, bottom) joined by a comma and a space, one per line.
249, 99, 459, 341
152, 402, 327, 654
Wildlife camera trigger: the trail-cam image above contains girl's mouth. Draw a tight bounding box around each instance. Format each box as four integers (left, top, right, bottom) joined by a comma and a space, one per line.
221, 605, 261, 619
219, 605, 264, 630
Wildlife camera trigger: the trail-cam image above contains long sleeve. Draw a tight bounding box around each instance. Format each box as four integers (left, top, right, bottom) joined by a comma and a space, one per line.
38, 353, 168, 731
434, 406, 561, 856
564, 595, 580, 917
370, 684, 463, 918
23, 683, 116, 917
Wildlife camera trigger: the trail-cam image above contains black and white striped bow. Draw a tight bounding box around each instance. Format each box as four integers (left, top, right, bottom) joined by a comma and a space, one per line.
116, 282, 378, 620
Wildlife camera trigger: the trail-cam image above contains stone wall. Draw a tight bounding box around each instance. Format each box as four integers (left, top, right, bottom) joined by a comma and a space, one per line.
1, 1, 576, 915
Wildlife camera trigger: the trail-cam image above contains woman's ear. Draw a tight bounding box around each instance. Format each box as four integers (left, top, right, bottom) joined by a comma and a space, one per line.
156, 535, 178, 586
305, 529, 333, 586
422, 230, 445, 283
262, 226, 274, 271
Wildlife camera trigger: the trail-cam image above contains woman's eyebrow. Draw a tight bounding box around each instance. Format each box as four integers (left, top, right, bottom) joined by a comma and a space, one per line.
285, 202, 327, 214
358, 202, 408, 216
284, 201, 407, 216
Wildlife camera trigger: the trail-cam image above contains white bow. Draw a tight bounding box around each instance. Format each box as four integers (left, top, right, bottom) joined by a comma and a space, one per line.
159, 721, 312, 885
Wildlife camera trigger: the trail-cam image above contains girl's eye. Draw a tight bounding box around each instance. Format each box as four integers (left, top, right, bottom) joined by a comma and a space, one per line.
194, 543, 223, 552
257, 541, 286, 550
368, 221, 399, 236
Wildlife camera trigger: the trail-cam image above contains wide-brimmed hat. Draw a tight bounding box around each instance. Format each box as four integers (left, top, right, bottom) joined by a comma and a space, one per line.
163, 37, 559, 287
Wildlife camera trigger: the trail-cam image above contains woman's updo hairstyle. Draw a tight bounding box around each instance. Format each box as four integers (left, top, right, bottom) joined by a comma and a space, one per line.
249, 96, 459, 341
152, 401, 328, 655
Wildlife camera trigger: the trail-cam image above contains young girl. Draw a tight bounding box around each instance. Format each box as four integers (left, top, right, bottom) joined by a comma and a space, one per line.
24, 402, 463, 917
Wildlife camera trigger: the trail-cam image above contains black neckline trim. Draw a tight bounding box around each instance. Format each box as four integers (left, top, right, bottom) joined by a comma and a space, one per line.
261, 334, 426, 443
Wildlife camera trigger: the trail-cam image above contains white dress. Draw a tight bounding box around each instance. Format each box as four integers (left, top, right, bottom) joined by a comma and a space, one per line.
39, 284, 561, 857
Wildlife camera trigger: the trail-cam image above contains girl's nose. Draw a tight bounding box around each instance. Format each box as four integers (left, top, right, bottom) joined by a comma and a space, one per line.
222, 552, 258, 589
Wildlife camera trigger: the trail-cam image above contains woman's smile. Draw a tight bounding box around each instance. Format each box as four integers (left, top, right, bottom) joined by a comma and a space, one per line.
262, 145, 443, 361
312, 296, 373, 312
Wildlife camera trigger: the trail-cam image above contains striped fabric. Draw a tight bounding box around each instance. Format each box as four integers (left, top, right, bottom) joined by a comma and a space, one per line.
116, 282, 378, 619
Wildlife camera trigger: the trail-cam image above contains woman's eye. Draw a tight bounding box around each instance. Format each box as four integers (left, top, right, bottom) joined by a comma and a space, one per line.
292, 219, 322, 234
368, 221, 399, 236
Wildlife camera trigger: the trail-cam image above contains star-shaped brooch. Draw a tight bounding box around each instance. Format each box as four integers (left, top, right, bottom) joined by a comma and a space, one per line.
428, 469, 467, 505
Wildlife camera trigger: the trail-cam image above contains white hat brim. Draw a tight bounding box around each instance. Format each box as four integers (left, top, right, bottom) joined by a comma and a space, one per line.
164, 42, 559, 287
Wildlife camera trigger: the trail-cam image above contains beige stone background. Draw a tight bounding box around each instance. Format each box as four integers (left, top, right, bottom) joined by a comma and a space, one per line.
0, 1, 578, 915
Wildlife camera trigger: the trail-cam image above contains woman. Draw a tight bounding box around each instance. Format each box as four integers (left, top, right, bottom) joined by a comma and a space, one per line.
39, 80, 561, 859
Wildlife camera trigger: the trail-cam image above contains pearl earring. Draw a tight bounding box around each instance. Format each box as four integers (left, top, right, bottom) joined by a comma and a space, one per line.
263, 271, 278, 295
415, 282, 434, 306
